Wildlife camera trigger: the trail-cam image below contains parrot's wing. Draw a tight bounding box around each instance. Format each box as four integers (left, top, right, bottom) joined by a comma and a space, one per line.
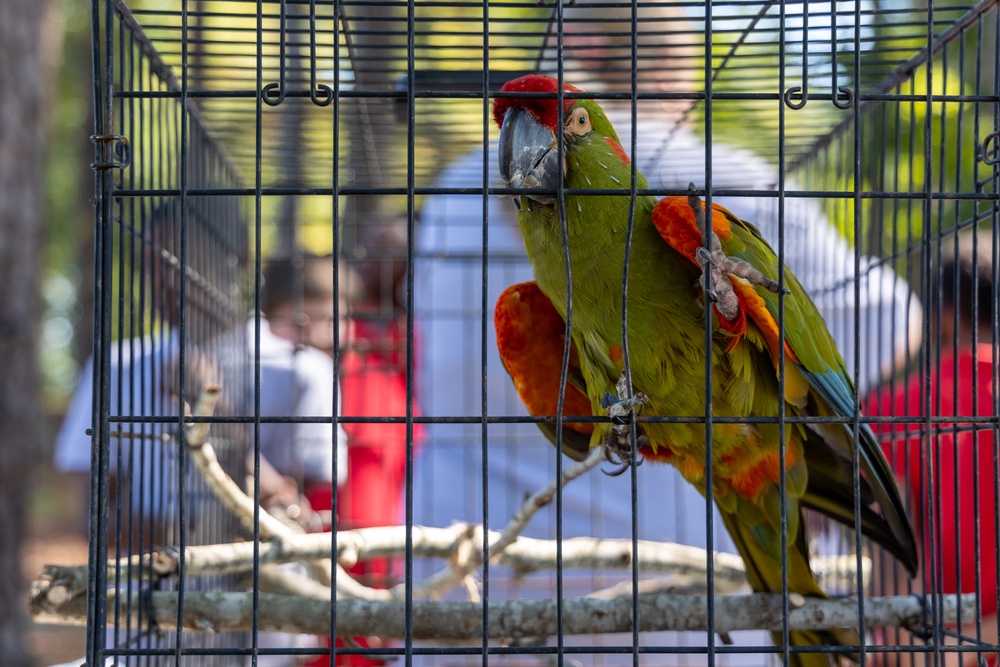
652, 196, 918, 576
495, 281, 594, 461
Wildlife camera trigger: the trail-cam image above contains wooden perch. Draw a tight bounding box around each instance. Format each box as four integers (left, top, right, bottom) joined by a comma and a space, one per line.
31, 383, 892, 649
31, 587, 977, 640
182, 384, 388, 601
44, 528, 865, 597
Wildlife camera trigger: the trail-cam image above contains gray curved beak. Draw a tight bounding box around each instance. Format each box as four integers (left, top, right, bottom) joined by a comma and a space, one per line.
498, 107, 560, 206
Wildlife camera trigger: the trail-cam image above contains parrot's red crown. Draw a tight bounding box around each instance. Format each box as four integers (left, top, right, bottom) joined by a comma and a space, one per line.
492, 74, 584, 132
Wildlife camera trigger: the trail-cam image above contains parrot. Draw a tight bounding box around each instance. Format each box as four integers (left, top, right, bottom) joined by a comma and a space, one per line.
492, 74, 918, 666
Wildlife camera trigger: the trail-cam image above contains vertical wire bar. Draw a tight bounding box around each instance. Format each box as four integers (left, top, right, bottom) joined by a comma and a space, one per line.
991, 7, 1000, 649
921, 1, 942, 663
776, 0, 790, 663
86, 0, 114, 663
405, 0, 417, 662
553, 3, 568, 665
849, 0, 869, 663
933, 24, 948, 667
904, 75, 920, 667
947, 38, 967, 639
252, 0, 265, 664
479, 2, 491, 665
887, 78, 908, 661
113, 12, 127, 657
933, 42, 952, 659
701, 0, 716, 662
121, 23, 136, 659
623, 1, 640, 664
988, 7, 1000, 660
328, 0, 342, 659
134, 49, 151, 660
968, 15, 985, 656
174, 1, 190, 662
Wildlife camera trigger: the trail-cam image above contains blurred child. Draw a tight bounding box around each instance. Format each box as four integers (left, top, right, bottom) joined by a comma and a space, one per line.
262, 252, 420, 666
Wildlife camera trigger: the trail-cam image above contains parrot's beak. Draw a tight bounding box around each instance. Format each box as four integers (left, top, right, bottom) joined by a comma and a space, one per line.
498, 107, 560, 206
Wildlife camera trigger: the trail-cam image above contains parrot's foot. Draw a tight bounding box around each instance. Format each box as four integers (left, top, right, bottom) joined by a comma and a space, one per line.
685, 184, 787, 321
603, 432, 649, 476
600, 374, 649, 476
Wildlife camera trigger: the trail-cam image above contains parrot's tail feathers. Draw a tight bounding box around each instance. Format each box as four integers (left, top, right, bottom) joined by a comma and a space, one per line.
720, 510, 861, 665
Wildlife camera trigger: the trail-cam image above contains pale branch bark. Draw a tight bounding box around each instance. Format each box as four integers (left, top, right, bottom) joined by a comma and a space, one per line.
401, 445, 607, 600
35, 528, 867, 599
37, 387, 886, 644
30, 589, 977, 640
182, 385, 388, 601
184, 384, 290, 539
258, 564, 331, 600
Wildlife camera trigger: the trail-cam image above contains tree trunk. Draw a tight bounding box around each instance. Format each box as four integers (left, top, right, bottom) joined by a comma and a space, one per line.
0, 0, 56, 663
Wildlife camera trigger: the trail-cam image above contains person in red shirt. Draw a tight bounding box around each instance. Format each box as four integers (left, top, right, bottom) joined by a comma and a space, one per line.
866, 228, 997, 665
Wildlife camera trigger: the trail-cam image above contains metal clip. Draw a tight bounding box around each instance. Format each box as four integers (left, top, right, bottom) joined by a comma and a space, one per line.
979, 130, 1000, 165
832, 85, 854, 109
310, 84, 334, 107
262, 82, 286, 106
783, 86, 808, 110
89, 134, 131, 170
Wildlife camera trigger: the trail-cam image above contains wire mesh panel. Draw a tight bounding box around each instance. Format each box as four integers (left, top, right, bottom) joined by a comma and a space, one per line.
77, 1, 253, 662
49, 0, 1000, 665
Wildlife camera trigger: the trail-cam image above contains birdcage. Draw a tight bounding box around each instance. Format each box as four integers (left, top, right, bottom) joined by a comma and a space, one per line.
29, 0, 1000, 665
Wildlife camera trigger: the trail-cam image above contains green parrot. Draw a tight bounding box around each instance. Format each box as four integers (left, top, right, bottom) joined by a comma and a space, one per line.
492, 74, 917, 665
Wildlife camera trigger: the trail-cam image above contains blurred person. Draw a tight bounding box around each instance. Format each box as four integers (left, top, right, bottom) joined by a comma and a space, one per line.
53, 202, 347, 667
257, 254, 351, 522
54, 199, 250, 549
412, 2, 922, 665
251, 254, 354, 667
262, 252, 419, 666
866, 227, 998, 666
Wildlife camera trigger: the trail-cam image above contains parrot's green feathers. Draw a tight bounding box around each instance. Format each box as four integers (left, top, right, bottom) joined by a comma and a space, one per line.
494, 74, 917, 665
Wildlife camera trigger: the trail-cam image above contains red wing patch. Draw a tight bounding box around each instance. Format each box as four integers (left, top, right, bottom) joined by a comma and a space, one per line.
652, 196, 798, 359
495, 282, 594, 435
651, 196, 734, 265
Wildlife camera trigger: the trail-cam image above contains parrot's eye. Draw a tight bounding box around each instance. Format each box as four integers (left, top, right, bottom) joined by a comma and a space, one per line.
566, 108, 592, 135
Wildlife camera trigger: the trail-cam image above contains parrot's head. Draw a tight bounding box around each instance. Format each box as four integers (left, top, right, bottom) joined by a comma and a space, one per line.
493, 74, 618, 208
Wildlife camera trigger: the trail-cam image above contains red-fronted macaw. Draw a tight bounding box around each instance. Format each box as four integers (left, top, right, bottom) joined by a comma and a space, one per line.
492, 74, 917, 665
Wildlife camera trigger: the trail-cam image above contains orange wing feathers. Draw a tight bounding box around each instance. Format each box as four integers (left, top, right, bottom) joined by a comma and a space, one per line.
651, 196, 798, 364
494, 282, 594, 436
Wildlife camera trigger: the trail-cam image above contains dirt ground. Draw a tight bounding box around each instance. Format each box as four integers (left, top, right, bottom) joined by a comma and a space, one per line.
23, 465, 89, 667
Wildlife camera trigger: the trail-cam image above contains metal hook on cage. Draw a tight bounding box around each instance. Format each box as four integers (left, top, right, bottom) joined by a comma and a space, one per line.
783, 0, 809, 110
310, 85, 335, 107
832, 85, 854, 109
262, 82, 286, 106
978, 130, 1000, 165
828, 0, 855, 109
263, 0, 288, 107
307, 0, 334, 106
89, 134, 131, 170
783, 86, 808, 110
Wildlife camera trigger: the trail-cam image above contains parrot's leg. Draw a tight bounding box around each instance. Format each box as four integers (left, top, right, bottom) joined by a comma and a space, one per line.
600, 374, 649, 475
685, 186, 785, 321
